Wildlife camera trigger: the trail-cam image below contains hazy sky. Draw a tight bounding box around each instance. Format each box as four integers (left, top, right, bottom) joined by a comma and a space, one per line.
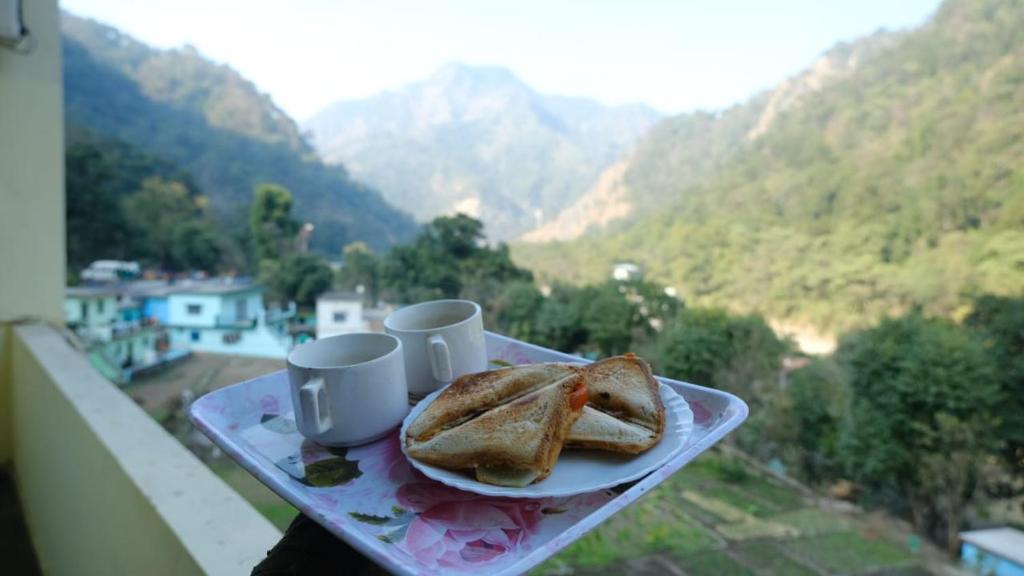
60, 0, 942, 121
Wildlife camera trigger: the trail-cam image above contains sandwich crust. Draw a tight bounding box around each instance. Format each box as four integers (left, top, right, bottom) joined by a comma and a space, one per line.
406, 363, 579, 442
582, 353, 664, 434
405, 368, 586, 486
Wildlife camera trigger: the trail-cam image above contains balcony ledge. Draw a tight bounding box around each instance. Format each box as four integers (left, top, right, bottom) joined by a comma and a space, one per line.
7, 323, 281, 575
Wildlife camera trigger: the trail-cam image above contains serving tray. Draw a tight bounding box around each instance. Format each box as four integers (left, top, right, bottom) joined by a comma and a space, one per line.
190, 332, 748, 576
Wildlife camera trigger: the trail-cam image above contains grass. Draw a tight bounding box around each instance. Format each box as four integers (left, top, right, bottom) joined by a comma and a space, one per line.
534, 451, 938, 575
732, 540, 818, 576
716, 518, 799, 541
773, 508, 853, 535
732, 475, 805, 514
672, 454, 804, 518
677, 497, 729, 525
702, 483, 779, 518
782, 531, 915, 573
673, 549, 754, 576
536, 497, 718, 572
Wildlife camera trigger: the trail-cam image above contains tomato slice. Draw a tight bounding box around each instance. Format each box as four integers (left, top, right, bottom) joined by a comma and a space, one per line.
569, 381, 588, 411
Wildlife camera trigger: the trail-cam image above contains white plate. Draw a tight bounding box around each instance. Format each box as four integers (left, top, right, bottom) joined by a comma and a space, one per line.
399, 383, 694, 498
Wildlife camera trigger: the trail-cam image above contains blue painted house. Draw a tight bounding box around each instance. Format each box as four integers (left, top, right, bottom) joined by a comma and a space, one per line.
961, 527, 1024, 576
127, 279, 296, 359
65, 286, 179, 384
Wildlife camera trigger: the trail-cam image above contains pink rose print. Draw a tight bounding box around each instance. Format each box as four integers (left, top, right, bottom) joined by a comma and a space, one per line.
349, 434, 415, 485
339, 435, 418, 517
494, 342, 535, 367
260, 394, 280, 415
690, 400, 712, 425
395, 482, 543, 570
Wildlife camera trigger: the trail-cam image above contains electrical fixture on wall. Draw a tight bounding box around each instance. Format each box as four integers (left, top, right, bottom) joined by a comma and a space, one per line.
0, 0, 32, 54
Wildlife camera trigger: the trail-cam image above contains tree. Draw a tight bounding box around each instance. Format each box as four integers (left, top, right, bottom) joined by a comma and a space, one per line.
837, 313, 1001, 553
170, 221, 222, 272
655, 308, 737, 387
121, 177, 209, 270
656, 308, 786, 404
380, 243, 456, 303
534, 284, 588, 353
965, 296, 1024, 482
65, 143, 134, 269
250, 183, 300, 262
785, 358, 848, 484
337, 242, 381, 304
379, 214, 532, 307
492, 282, 545, 341
420, 214, 484, 259
267, 253, 333, 306
581, 283, 638, 357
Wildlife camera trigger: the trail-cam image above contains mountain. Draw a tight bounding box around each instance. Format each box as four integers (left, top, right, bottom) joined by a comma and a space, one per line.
61, 13, 417, 254
304, 63, 661, 240
514, 0, 1024, 332
525, 31, 898, 243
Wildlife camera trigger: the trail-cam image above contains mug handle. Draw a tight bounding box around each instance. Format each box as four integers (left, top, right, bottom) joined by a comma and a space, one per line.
428, 334, 453, 383
299, 377, 332, 434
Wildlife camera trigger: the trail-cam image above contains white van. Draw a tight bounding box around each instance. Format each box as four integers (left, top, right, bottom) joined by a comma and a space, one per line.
81, 260, 141, 283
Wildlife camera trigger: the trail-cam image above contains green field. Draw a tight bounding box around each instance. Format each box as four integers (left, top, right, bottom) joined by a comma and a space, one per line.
534, 451, 924, 575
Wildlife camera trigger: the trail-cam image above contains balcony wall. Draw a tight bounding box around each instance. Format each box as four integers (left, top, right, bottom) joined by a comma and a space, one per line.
1, 2, 282, 573
1, 0, 67, 472
0, 0, 65, 326
7, 323, 282, 575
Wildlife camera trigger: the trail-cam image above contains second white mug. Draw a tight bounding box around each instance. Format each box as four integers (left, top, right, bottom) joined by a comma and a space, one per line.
384, 299, 487, 401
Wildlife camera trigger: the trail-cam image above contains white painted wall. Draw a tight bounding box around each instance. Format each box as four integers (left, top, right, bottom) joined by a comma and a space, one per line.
316, 298, 369, 338
166, 289, 262, 328
0, 0, 64, 326
167, 323, 292, 359
64, 296, 119, 340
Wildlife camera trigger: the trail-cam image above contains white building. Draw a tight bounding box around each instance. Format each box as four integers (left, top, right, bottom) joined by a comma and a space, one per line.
316, 291, 371, 338
612, 262, 643, 282
64, 286, 119, 341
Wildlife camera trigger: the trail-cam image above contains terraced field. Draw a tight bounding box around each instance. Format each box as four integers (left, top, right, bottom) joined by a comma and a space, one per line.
535, 452, 931, 576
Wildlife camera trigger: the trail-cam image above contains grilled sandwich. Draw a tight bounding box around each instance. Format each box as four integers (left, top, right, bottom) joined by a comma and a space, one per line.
405, 364, 587, 486
566, 354, 665, 454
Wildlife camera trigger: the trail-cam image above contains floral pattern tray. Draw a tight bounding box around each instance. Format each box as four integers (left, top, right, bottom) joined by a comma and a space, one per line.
189, 332, 748, 575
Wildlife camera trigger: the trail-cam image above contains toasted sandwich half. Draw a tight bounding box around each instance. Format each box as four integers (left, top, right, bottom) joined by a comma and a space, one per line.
405, 364, 587, 487
566, 354, 665, 454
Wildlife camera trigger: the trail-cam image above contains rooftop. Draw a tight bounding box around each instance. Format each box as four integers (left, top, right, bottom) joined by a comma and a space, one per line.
66, 286, 118, 298
960, 527, 1024, 565
317, 290, 366, 301
75, 278, 262, 299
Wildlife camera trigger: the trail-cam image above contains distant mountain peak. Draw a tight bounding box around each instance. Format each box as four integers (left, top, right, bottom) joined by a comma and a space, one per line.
304, 65, 661, 240
430, 61, 521, 85
747, 30, 897, 140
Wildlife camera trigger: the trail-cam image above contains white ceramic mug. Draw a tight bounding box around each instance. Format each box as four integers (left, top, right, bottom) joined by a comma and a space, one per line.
286, 333, 409, 446
384, 299, 487, 401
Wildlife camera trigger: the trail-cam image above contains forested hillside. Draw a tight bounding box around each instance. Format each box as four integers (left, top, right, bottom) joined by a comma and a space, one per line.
304, 63, 660, 240
61, 13, 417, 254
516, 0, 1024, 332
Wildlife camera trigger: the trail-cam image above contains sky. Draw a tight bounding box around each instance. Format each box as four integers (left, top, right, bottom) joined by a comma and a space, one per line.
60, 0, 943, 121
